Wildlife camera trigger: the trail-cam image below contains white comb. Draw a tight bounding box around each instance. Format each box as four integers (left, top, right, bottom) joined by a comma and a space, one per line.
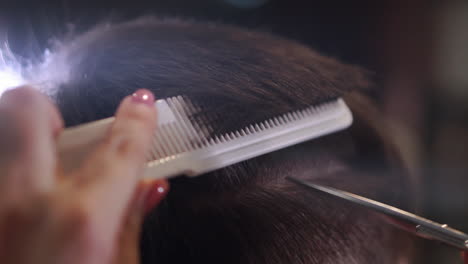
58, 96, 353, 179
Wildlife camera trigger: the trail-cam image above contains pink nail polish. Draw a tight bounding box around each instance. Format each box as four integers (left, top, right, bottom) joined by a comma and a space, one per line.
144, 180, 169, 214
131, 89, 155, 106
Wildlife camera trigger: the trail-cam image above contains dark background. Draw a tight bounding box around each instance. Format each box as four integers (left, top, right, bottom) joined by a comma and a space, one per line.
1, 0, 467, 263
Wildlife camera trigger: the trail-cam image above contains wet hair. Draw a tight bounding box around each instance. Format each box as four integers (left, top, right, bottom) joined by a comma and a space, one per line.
46, 17, 414, 264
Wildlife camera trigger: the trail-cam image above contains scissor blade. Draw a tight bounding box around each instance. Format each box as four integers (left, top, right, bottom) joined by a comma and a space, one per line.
286, 176, 468, 251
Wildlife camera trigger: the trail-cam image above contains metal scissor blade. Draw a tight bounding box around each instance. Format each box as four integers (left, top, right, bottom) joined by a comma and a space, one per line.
286, 176, 468, 251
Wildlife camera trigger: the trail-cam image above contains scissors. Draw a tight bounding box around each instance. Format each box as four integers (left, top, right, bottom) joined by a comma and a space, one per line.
286, 176, 468, 252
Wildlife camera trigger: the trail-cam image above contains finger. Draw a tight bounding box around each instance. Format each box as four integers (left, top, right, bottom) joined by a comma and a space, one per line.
112, 180, 168, 264
77, 89, 157, 234
111, 183, 149, 264
0, 86, 63, 196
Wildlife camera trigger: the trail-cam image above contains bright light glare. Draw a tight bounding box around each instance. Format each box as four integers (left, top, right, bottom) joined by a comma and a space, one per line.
0, 68, 25, 95
0, 45, 26, 96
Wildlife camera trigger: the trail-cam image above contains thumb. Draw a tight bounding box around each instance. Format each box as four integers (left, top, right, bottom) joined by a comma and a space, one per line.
112, 180, 169, 264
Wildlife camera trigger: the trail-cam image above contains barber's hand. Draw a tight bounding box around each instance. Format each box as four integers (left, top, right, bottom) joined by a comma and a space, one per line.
0, 87, 168, 264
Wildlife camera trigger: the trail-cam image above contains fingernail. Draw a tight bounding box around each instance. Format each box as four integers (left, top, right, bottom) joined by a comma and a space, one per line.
144, 180, 169, 214
131, 89, 154, 107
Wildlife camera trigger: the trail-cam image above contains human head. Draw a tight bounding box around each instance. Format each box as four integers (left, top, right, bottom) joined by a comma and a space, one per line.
40, 17, 414, 263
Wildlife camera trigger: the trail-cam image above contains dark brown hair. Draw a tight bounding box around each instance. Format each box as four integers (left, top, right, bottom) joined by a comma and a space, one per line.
48, 17, 414, 264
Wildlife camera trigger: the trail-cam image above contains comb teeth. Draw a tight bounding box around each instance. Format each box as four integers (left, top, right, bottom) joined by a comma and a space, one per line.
210, 100, 337, 142
146, 96, 207, 161
146, 98, 344, 162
